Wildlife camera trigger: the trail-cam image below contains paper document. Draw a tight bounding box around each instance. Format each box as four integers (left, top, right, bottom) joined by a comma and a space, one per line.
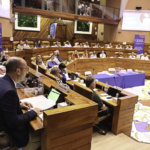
20, 95, 55, 111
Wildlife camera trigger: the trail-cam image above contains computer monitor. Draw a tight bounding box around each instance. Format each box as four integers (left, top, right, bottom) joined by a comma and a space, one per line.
48, 86, 67, 107
48, 87, 61, 103
107, 87, 121, 97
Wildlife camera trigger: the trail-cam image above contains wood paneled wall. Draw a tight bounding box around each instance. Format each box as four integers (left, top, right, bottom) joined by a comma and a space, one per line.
13, 17, 98, 41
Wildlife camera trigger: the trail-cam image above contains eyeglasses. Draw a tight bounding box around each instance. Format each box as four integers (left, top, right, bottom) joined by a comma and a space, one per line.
20, 67, 29, 72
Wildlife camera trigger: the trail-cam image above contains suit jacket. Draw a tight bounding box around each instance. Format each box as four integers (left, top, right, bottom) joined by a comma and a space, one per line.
0, 75, 37, 148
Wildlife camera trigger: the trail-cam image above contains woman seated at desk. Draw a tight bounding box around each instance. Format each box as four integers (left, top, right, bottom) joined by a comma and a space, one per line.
50, 67, 64, 83
129, 52, 137, 59
83, 42, 90, 48
141, 52, 149, 60
16, 40, 24, 51
72, 50, 79, 59
90, 51, 97, 58
47, 55, 58, 69
23, 40, 31, 49
35, 55, 46, 68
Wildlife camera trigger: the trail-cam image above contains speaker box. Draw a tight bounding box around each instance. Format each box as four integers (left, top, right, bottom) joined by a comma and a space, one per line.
136, 6, 142, 10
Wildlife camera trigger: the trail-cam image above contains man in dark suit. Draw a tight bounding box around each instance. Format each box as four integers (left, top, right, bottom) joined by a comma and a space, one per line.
0, 57, 40, 149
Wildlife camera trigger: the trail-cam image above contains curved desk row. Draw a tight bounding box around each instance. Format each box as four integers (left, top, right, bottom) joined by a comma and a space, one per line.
17, 67, 98, 150
37, 64, 138, 137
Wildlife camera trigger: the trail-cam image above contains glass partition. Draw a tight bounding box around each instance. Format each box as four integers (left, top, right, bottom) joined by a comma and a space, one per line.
13, 0, 120, 21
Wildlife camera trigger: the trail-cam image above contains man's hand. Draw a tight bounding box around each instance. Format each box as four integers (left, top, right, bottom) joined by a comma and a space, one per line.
33, 107, 41, 115
20, 102, 33, 110
101, 104, 107, 111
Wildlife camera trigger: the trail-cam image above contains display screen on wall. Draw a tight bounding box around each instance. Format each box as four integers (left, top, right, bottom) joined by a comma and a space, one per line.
122, 10, 150, 31
15, 13, 41, 31
0, 0, 10, 19
74, 21, 92, 34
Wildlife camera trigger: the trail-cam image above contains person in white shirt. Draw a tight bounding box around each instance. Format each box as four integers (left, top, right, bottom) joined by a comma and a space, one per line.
106, 43, 113, 48
100, 51, 106, 58
90, 51, 97, 58
83, 42, 90, 48
141, 52, 149, 60
0, 65, 6, 77
129, 52, 136, 59
116, 44, 123, 49
74, 42, 80, 47
17, 40, 24, 51
64, 41, 72, 47
23, 40, 31, 49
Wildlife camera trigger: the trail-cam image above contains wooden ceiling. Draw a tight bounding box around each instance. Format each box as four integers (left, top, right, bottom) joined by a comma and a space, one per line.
13, 6, 119, 25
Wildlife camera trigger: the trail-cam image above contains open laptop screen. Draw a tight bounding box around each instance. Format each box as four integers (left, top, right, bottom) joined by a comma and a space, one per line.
48, 88, 61, 103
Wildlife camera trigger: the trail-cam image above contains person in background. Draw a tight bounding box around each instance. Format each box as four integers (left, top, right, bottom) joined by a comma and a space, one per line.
0, 65, 6, 77
83, 50, 88, 58
16, 40, 24, 51
128, 45, 133, 50
85, 76, 110, 135
53, 50, 61, 64
129, 52, 136, 59
90, 51, 97, 58
59, 63, 68, 83
83, 42, 90, 48
23, 40, 30, 49
72, 50, 79, 59
0, 57, 41, 149
35, 55, 46, 68
106, 43, 112, 48
79, 43, 83, 47
64, 41, 72, 47
141, 52, 149, 60
34, 40, 41, 48
99, 51, 106, 58
0, 51, 8, 63
55, 50, 62, 62
47, 55, 58, 69
93, 43, 100, 48
74, 42, 80, 47
116, 44, 123, 49
50, 67, 63, 81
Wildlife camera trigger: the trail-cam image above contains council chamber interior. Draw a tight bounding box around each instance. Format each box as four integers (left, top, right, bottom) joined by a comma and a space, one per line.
0, 0, 150, 150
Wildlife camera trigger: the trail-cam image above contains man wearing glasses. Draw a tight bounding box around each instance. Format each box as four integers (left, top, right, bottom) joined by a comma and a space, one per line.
0, 57, 41, 149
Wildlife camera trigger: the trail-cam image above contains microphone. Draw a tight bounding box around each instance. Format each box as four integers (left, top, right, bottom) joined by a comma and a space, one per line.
113, 76, 117, 88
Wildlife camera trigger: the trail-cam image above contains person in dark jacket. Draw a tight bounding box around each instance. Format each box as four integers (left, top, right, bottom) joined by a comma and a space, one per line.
0, 57, 40, 149
59, 63, 67, 83
85, 76, 109, 116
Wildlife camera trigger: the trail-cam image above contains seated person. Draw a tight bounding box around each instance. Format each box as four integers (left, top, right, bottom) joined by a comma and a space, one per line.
23, 40, 31, 49
115, 44, 123, 49
74, 42, 80, 47
51, 42, 57, 47
56, 41, 61, 47
59, 63, 68, 83
90, 51, 97, 58
116, 52, 123, 58
97, 51, 106, 58
0, 51, 8, 62
16, 40, 24, 50
128, 45, 133, 50
93, 43, 100, 48
0, 65, 6, 77
85, 76, 110, 134
79, 43, 83, 47
64, 41, 72, 47
55, 50, 63, 62
141, 52, 149, 60
83, 42, 90, 48
47, 55, 58, 69
72, 50, 79, 59
129, 52, 136, 59
106, 43, 112, 48
83, 50, 88, 58
35, 55, 46, 68
50, 67, 63, 82
34, 40, 41, 48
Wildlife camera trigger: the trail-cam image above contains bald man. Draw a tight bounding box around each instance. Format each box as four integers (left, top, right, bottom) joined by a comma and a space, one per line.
0, 57, 40, 149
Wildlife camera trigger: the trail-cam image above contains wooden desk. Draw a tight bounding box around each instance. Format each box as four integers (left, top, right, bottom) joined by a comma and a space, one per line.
37, 65, 138, 136
23, 67, 97, 150
8, 47, 137, 67
66, 58, 150, 77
